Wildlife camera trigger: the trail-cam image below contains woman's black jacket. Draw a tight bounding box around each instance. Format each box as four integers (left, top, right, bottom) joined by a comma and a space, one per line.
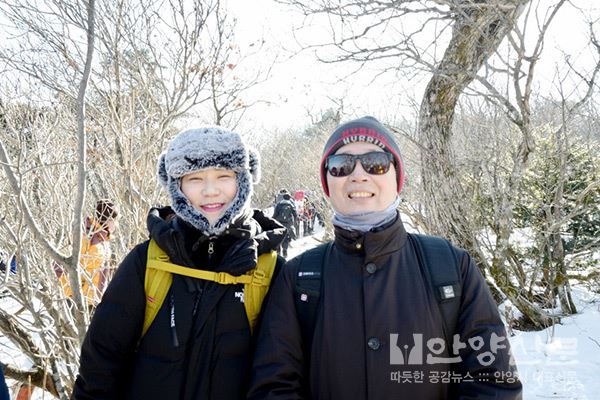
72, 207, 285, 400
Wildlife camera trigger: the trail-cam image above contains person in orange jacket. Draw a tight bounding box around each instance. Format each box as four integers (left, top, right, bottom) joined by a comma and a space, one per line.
56, 199, 119, 306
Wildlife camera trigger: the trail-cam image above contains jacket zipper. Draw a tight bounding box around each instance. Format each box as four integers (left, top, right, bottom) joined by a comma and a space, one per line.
172, 238, 216, 345
192, 287, 203, 316
207, 240, 215, 261
192, 239, 215, 317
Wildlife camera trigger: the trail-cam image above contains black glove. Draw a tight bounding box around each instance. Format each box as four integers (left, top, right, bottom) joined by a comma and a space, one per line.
217, 238, 258, 275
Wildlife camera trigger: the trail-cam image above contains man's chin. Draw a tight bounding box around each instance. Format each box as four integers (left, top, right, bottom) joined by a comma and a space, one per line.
338, 204, 381, 216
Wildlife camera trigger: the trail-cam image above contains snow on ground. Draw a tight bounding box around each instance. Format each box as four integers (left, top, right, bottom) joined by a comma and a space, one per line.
286, 225, 327, 260
510, 286, 600, 399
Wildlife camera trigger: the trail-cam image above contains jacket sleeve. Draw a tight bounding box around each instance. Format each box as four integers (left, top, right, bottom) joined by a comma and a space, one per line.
454, 252, 523, 399
71, 242, 148, 400
247, 257, 305, 400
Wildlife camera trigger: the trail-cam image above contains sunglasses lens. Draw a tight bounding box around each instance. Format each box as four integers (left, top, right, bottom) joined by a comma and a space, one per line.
326, 154, 356, 177
361, 152, 393, 175
327, 152, 394, 177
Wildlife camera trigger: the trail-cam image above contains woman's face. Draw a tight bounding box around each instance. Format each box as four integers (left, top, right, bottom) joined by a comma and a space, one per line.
180, 168, 238, 225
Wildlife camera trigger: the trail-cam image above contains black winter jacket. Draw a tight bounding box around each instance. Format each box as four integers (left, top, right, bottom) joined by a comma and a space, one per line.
72, 207, 285, 400
248, 214, 522, 400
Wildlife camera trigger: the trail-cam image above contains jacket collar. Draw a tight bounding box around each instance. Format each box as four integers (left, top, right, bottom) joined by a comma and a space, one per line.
146, 206, 285, 269
333, 211, 408, 261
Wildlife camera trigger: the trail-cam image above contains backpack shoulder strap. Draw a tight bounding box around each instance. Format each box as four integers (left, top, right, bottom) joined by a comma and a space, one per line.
143, 239, 173, 337
409, 234, 462, 347
144, 240, 277, 337
244, 250, 278, 333
294, 242, 332, 358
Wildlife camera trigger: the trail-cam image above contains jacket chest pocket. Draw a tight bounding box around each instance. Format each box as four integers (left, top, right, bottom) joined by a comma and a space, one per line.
213, 284, 252, 357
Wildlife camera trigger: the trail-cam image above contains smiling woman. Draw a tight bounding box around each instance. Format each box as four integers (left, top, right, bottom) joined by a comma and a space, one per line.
72, 126, 287, 400
180, 168, 238, 225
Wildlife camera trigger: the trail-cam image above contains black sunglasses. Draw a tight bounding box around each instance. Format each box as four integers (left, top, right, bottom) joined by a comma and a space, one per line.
325, 151, 394, 177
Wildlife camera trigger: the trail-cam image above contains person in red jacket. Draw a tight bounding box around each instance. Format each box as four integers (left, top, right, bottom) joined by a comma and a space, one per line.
248, 116, 522, 400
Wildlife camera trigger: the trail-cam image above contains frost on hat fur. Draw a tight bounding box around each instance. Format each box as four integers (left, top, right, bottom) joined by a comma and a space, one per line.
157, 126, 261, 236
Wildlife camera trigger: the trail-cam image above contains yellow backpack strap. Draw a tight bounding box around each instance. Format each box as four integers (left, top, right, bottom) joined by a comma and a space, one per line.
148, 259, 254, 285
243, 251, 278, 333
142, 239, 173, 337
143, 240, 277, 337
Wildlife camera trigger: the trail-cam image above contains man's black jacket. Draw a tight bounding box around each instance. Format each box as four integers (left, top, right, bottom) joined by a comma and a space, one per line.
248, 214, 522, 400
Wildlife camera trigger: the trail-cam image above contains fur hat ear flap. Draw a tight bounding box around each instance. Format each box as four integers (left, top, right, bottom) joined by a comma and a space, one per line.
157, 153, 169, 188
248, 147, 261, 184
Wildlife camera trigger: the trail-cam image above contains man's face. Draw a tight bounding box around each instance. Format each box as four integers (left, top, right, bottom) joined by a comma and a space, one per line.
326, 142, 397, 215
180, 168, 238, 225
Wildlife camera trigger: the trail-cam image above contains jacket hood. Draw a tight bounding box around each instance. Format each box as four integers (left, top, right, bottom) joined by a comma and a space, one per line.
157, 127, 261, 236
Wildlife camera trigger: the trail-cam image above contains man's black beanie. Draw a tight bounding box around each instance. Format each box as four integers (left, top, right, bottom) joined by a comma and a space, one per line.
320, 116, 404, 197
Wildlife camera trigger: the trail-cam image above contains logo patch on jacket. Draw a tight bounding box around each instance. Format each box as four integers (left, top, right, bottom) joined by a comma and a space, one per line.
234, 289, 244, 303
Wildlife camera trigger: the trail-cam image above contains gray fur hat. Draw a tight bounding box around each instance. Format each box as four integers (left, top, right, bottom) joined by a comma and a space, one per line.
157, 126, 261, 236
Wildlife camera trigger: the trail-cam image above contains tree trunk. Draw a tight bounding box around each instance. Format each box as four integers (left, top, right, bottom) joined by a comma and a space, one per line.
420, 0, 528, 243
418, 0, 554, 328
69, 0, 97, 341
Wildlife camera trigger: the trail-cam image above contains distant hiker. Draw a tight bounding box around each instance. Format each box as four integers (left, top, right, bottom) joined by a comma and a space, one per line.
275, 188, 290, 204
73, 126, 285, 400
56, 199, 119, 306
301, 198, 318, 235
248, 116, 522, 400
272, 193, 297, 258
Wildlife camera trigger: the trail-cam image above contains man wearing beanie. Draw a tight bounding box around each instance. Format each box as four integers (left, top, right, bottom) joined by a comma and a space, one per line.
73, 127, 286, 400
248, 116, 522, 399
